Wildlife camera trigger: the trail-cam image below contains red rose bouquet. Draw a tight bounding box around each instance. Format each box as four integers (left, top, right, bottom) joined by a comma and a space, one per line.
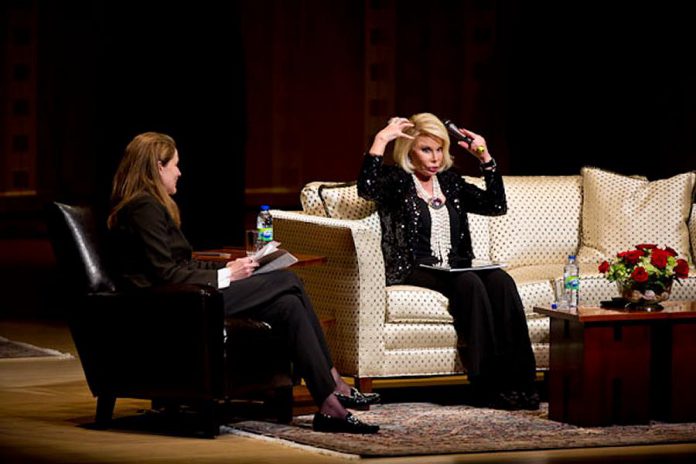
598, 244, 690, 304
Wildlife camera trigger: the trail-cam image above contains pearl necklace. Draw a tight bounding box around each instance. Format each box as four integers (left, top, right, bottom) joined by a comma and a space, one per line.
411, 173, 451, 265
412, 174, 445, 209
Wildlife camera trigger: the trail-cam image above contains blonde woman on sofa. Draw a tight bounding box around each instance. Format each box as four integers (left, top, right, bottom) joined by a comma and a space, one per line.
357, 113, 539, 410
108, 132, 380, 433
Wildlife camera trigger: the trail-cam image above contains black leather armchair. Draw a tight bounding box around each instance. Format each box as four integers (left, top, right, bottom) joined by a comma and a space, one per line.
47, 202, 293, 436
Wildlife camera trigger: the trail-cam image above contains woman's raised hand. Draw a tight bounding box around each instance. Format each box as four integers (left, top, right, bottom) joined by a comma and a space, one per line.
368, 117, 414, 156
457, 127, 491, 163
226, 257, 259, 281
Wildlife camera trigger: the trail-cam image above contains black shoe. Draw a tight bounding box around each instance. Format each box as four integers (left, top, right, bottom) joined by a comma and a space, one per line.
312, 412, 380, 434
520, 391, 540, 410
487, 390, 524, 410
334, 387, 381, 410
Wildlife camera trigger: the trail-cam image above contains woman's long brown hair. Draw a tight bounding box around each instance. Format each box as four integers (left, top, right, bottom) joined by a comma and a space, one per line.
107, 132, 181, 228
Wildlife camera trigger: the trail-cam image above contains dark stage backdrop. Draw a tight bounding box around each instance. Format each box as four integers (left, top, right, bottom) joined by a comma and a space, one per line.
240, 0, 695, 211
1, 0, 694, 320
38, 0, 246, 248
501, 1, 696, 177
3, 0, 695, 241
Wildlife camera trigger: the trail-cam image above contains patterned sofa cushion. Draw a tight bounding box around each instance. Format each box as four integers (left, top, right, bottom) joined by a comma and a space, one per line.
317, 182, 375, 219
385, 285, 452, 324
300, 181, 329, 216
488, 176, 583, 267
300, 181, 380, 231
578, 167, 696, 264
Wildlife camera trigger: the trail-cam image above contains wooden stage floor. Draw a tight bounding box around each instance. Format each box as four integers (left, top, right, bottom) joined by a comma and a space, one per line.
2, 319, 696, 464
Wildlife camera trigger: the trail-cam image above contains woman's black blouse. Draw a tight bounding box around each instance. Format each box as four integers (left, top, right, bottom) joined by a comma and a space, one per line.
357, 154, 507, 285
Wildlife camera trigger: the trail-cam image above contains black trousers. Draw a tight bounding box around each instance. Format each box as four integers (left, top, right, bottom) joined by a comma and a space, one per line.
404, 267, 536, 391
221, 270, 335, 405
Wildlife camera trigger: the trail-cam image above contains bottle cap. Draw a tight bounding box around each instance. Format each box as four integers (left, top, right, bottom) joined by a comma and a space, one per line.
261, 205, 270, 210
551, 302, 558, 310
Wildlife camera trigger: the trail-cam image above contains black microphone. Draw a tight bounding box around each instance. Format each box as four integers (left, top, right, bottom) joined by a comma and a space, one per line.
443, 119, 473, 145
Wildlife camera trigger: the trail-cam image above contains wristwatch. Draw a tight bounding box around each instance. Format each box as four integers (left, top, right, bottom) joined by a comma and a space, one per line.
479, 158, 497, 171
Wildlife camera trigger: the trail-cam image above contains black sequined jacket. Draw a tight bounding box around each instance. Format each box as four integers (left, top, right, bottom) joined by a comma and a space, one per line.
357, 154, 508, 285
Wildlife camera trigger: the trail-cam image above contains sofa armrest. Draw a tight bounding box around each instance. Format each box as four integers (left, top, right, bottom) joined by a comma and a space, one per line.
272, 210, 386, 376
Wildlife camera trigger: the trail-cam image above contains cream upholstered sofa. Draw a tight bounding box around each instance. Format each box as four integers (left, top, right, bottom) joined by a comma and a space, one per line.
272, 167, 696, 389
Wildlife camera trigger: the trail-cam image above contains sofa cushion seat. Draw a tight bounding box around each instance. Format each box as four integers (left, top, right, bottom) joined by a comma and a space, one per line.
514, 280, 554, 349
381, 347, 463, 377
384, 322, 459, 350
385, 285, 452, 324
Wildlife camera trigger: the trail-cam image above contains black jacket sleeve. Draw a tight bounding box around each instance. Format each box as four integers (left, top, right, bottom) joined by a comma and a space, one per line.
115, 195, 220, 288
357, 154, 403, 206
454, 168, 507, 216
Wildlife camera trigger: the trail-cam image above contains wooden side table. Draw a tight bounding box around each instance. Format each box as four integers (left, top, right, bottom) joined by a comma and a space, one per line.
534, 301, 696, 426
193, 247, 327, 268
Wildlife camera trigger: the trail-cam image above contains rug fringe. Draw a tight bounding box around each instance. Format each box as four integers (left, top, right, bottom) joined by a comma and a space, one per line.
220, 426, 361, 460
0, 336, 74, 359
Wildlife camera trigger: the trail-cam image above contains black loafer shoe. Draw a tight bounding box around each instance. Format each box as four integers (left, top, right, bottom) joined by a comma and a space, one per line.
334, 387, 381, 410
487, 390, 523, 410
312, 412, 380, 434
520, 391, 540, 410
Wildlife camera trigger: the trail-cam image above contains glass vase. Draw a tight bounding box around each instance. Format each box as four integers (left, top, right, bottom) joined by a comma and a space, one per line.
616, 280, 673, 311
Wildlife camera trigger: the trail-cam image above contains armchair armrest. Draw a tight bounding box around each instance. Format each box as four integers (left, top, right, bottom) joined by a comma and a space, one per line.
272, 210, 386, 376
72, 284, 225, 399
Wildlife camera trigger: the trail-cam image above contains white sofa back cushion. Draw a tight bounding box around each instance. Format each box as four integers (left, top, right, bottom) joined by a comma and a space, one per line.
578, 167, 696, 264
300, 181, 380, 232
488, 176, 583, 267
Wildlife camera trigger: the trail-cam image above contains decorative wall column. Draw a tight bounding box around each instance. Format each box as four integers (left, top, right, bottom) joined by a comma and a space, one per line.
364, 0, 396, 149
1, 0, 38, 198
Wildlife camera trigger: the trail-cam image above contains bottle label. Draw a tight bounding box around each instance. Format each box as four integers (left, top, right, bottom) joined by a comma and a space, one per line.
564, 276, 579, 290
258, 227, 273, 242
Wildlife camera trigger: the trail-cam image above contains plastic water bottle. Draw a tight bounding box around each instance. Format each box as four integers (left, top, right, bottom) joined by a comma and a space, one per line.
563, 255, 580, 309
257, 205, 273, 245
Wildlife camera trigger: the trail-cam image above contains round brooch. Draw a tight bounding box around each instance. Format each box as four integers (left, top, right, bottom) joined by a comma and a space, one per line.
430, 198, 445, 209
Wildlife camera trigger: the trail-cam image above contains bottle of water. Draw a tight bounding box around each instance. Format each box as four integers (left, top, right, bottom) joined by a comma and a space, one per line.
563, 255, 580, 309
257, 205, 273, 245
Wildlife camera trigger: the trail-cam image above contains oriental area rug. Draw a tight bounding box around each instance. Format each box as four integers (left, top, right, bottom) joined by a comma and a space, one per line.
222, 402, 696, 458
0, 336, 73, 359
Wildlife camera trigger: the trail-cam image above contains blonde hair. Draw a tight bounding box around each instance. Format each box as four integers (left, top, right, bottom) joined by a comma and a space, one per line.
393, 113, 453, 173
107, 132, 181, 228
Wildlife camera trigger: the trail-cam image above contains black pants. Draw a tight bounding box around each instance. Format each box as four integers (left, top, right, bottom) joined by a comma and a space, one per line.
221, 270, 335, 406
404, 267, 536, 392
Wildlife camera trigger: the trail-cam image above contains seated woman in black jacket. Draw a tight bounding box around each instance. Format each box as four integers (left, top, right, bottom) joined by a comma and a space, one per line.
358, 113, 538, 410
108, 132, 379, 433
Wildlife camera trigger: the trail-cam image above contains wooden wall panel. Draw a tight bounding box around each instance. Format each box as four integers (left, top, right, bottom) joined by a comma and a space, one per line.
242, 0, 365, 210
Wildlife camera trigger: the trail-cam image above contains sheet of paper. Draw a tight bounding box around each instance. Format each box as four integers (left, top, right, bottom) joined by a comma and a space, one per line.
419, 260, 508, 272
251, 241, 299, 274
